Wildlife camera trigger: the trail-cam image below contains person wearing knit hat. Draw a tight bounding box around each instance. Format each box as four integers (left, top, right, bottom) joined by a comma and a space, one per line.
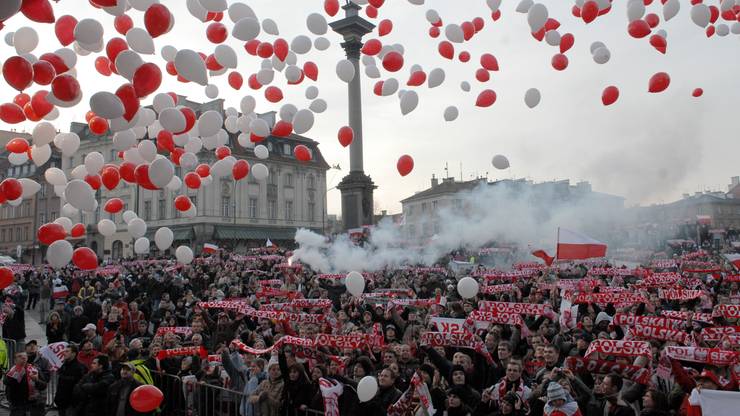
544, 382, 582, 416
595, 311, 613, 327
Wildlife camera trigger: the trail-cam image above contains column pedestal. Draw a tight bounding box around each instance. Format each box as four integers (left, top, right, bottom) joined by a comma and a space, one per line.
337, 171, 376, 230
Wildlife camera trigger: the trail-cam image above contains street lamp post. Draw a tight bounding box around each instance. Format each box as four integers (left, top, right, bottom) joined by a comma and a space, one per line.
330, 2, 377, 232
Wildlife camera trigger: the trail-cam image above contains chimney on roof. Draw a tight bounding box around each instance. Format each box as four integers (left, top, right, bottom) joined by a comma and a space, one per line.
683, 193, 690, 199
730, 176, 740, 191
431, 174, 438, 188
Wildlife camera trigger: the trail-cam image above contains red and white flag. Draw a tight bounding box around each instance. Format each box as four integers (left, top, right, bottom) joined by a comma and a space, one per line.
556, 228, 607, 260
203, 243, 219, 254
697, 389, 740, 416
723, 254, 740, 270
531, 249, 554, 266
52, 285, 69, 299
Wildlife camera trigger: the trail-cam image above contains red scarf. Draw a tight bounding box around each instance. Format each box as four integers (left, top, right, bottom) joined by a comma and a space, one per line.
584, 339, 652, 359
156, 346, 208, 360
6, 364, 36, 398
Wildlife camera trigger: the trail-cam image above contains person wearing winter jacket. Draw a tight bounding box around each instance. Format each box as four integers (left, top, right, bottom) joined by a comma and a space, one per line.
3, 352, 47, 416
544, 383, 583, 416
73, 355, 116, 416
54, 344, 88, 416
279, 350, 313, 416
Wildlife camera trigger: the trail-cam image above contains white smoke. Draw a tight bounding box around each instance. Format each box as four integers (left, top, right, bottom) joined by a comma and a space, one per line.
293, 180, 625, 272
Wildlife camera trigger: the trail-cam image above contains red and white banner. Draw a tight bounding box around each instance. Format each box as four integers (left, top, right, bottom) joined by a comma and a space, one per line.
430, 317, 488, 333
203, 243, 219, 254
52, 285, 69, 299
660, 310, 713, 323
314, 333, 384, 349
290, 298, 332, 309
659, 289, 704, 301
419, 331, 492, 363
479, 301, 553, 317
556, 228, 608, 260
156, 326, 194, 337
665, 346, 739, 366
157, 346, 208, 360
39, 342, 67, 371
714, 304, 740, 319
613, 314, 685, 330
564, 356, 651, 385
701, 326, 740, 342
584, 340, 652, 359
243, 309, 325, 324
570, 292, 648, 306
629, 324, 693, 345
481, 284, 517, 294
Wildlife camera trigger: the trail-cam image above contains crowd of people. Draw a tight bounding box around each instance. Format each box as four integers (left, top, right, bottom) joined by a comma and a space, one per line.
0, 246, 738, 416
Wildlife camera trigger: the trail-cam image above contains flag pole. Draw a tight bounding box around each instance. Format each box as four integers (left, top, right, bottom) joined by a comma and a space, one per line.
556, 227, 560, 261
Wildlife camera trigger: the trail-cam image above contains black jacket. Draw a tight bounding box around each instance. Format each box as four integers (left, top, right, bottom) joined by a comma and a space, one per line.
74, 369, 116, 416
279, 352, 313, 416
107, 377, 147, 416
55, 358, 88, 409
3, 366, 47, 406
1, 305, 26, 341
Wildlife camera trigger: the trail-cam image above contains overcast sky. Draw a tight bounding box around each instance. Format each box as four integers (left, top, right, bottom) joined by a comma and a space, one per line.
1, 0, 738, 216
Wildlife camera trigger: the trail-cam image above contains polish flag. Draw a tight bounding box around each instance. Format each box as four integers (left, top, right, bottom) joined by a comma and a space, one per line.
203, 243, 219, 254
556, 228, 607, 260
724, 254, 740, 270
531, 249, 554, 266
52, 284, 69, 299
697, 388, 740, 416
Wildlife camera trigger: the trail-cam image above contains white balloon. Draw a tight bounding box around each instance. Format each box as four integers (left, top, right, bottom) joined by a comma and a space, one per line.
716, 23, 729, 36
428, 68, 445, 88
130, 0, 158, 11
200, 0, 227, 12
254, 145, 269, 159
126, 28, 155, 55
4, 32, 13, 47
176, 245, 194, 264
228, 2, 255, 22
357, 376, 378, 402
161, 45, 178, 62
186, 0, 208, 21
61, 203, 78, 218
262, 18, 279, 35
309, 99, 327, 113
590, 41, 606, 54
32, 122, 56, 146
336, 59, 356, 83
13, 27, 38, 54
492, 154, 510, 170
306, 13, 328, 35
592, 47, 610, 64
214, 44, 237, 69
279, 104, 298, 122
233, 17, 261, 41
113, 129, 137, 151
663, 0, 680, 21
184, 136, 203, 154
627, 0, 645, 22
251, 163, 269, 180
19, 178, 40, 199
47, 240, 73, 269
291, 35, 312, 54
284, 65, 303, 83
54, 217, 73, 233
84, 152, 105, 174
545, 30, 561, 46
58, 133, 80, 156
240, 96, 256, 115
55, 48, 77, 70
115, 50, 144, 80
45, 168, 67, 186
74, 19, 104, 46
524, 88, 541, 108
65, 180, 96, 212
175, 49, 208, 86
527, 3, 548, 32
30, 145, 51, 166
314, 37, 330, 51
292, 109, 314, 134
0, 0, 21, 21
9, 152, 28, 165
134, 237, 150, 254
444, 24, 464, 43
166, 175, 182, 191
90, 92, 124, 120
205, 84, 219, 99
159, 107, 186, 132
123, 210, 138, 223
97, 219, 116, 237
155, 227, 174, 250
444, 106, 458, 122
516, 0, 534, 13
426, 9, 440, 24
487, 0, 502, 12
250, 118, 270, 137
460, 81, 471, 92
382, 78, 399, 96
149, 158, 174, 188
345, 271, 365, 297
128, 218, 147, 239
690, 4, 710, 28
365, 65, 380, 79
199, 111, 223, 137
153, 93, 175, 114
211, 158, 234, 178
305, 86, 319, 100
732, 22, 740, 34
457, 276, 479, 299
721, 0, 736, 12
400, 91, 419, 115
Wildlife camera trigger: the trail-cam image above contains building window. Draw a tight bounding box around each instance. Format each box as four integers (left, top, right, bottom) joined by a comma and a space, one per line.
15, 228, 20, 241
110, 149, 116, 162
269, 169, 277, 185
308, 202, 315, 221
39, 213, 46, 224
268, 199, 277, 219
191, 196, 197, 212
158, 199, 166, 220
23, 201, 30, 216
283, 144, 291, 155
111, 240, 123, 259
50, 211, 57, 221
40, 183, 46, 197
144, 201, 152, 221
307, 175, 315, 189
222, 197, 231, 217
285, 173, 293, 187
285, 201, 293, 220
422, 203, 428, 213
24, 227, 29, 241
1, 229, 4, 242
249, 198, 258, 218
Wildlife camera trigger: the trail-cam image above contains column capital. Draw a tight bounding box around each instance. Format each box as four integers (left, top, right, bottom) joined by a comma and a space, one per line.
341, 40, 364, 60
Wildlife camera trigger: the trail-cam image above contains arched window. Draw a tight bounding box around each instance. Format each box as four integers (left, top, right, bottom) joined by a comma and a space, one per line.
111, 240, 123, 259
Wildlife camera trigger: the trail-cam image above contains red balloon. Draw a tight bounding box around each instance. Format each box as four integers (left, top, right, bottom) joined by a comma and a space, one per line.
72, 247, 98, 271
101, 166, 120, 190
130, 385, 163, 413
472, 17, 485, 32
644, 13, 660, 28
294, 145, 311, 162
560, 33, 575, 53
0, 178, 22, 201
37, 223, 66, 245
70, 223, 86, 238
706, 25, 715, 38
545, 18, 561, 32
244, 39, 260, 56
250, 133, 265, 144
407, 71, 426, 86
32, 61, 56, 86
396, 155, 414, 177
531, 27, 546, 42
206, 22, 227, 44
248, 74, 262, 90
0, 103, 26, 124
88, 117, 108, 135
133, 63, 162, 98
30, 91, 53, 118
20, 0, 55, 23
627, 20, 651, 38
84, 174, 102, 190
114, 14, 134, 35
369, 0, 385, 7
438, 41, 454, 60
264, 86, 283, 103
144, 4, 172, 38
648, 72, 670, 93
257, 42, 274, 58
115, 83, 140, 122
324, 0, 339, 17
55, 15, 78, 46
461, 21, 475, 41
272, 120, 293, 137
361, 39, 382, 56
429, 27, 440, 38
178, 107, 197, 134
51, 75, 81, 102
365, 5, 378, 18
709, 5, 719, 23
475, 89, 497, 107
458, 51, 470, 62
475, 68, 490, 83
581, 1, 599, 23
165, 61, 177, 76
303, 62, 318, 81
378, 19, 393, 36
491, 10, 502, 21
106, 37, 129, 63
170, 148, 184, 165
601, 86, 620, 106
480, 53, 499, 71
382, 52, 404, 72
228, 72, 243, 90
692, 88, 703, 97
13, 93, 30, 108
215, 146, 231, 160
23, 103, 40, 122
156, 130, 175, 153
184, 172, 201, 189
338, 126, 354, 147
232, 160, 249, 181
6, 138, 29, 153
3, 56, 34, 92
135, 164, 158, 190
196, 164, 210, 178
39, 53, 69, 75
551, 54, 569, 71
95, 57, 112, 76
0, 268, 13, 290
273, 38, 289, 61
174, 195, 192, 212
119, 162, 137, 183
650, 35, 667, 54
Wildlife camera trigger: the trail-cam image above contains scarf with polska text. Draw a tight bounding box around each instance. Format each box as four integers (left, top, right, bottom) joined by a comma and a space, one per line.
419, 331, 493, 364
584, 339, 652, 360
659, 289, 705, 301
479, 300, 554, 318
714, 304, 740, 319
156, 346, 208, 360
628, 324, 694, 345
570, 291, 648, 306
660, 310, 714, 323
468, 310, 530, 337
613, 313, 685, 329
387, 372, 435, 416
564, 356, 651, 385
665, 346, 740, 366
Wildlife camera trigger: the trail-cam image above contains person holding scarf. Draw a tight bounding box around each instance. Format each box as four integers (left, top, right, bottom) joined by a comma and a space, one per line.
3, 352, 47, 416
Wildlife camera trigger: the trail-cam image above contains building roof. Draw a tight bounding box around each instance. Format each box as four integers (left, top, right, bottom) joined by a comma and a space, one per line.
401, 178, 485, 204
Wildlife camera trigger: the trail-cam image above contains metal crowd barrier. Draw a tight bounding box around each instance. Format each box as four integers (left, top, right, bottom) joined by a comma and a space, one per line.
154, 372, 249, 416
